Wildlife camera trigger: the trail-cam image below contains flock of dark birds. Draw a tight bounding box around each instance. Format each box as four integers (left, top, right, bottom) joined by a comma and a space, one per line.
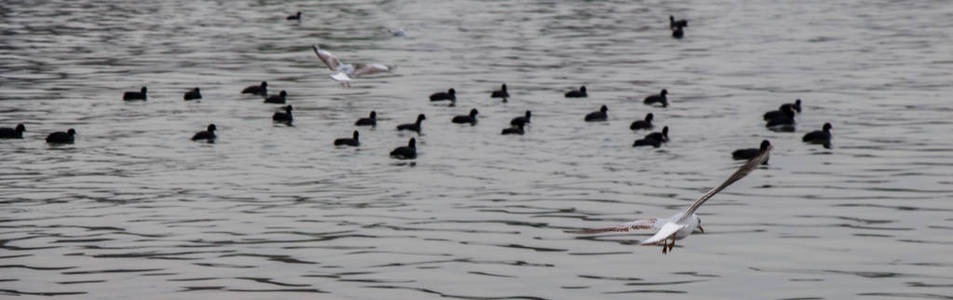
0, 14, 834, 161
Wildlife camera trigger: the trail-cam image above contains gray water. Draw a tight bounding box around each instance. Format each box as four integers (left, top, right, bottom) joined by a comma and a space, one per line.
2, 0, 953, 299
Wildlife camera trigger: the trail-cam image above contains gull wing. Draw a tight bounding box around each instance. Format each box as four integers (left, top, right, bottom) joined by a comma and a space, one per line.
639, 222, 686, 245
352, 63, 394, 78
312, 44, 342, 71
578, 218, 658, 233
329, 72, 352, 88
681, 146, 771, 219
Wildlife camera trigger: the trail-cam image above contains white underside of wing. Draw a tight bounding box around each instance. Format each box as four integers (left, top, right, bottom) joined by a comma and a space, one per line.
352, 64, 393, 77
580, 218, 657, 233
640, 222, 686, 245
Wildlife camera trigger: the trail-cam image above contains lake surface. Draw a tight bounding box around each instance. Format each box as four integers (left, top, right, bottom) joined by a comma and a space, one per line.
2, 0, 953, 299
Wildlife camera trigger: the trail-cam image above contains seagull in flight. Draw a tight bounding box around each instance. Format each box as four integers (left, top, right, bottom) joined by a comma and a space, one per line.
312, 43, 394, 87
580, 140, 772, 254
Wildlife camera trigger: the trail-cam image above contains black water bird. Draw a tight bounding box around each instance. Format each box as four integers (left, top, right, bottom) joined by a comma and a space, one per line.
585, 105, 608, 122
781, 99, 802, 114
644, 126, 670, 143
732, 140, 771, 164
0, 123, 25, 139
355, 111, 377, 126
242, 81, 267, 96
670, 15, 688, 29
565, 86, 587, 98
630, 113, 654, 130
763, 104, 797, 121
184, 88, 202, 100
430, 88, 456, 102
765, 111, 795, 132
123, 87, 147, 101
265, 90, 287, 104
510, 110, 531, 127
191, 124, 216, 142
287, 11, 301, 20
633, 137, 662, 148
272, 105, 293, 124
672, 26, 684, 39
491, 84, 509, 100
802, 123, 832, 145
390, 138, 417, 159
334, 131, 360, 147
644, 89, 668, 107
501, 123, 524, 135
452, 108, 479, 125
46, 128, 76, 144
397, 114, 426, 133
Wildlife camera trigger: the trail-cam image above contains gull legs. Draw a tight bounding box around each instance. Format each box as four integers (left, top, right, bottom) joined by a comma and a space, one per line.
660, 236, 676, 254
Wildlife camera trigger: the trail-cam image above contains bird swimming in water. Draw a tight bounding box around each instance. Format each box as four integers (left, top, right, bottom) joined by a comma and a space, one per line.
272, 105, 293, 125
355, 111, 377, 127
585, 105, 608, 122
184, 88, 202, 101
634, 126, 669, 147
396, 114, 426, 134
802, 122, 832, 147
491, 84, 509, 101
191, 124, 216, 142
732, 140, 771, 164
242, 81, 267, 96
451, 108, 479, 125
510, 111, 531, 127
46, 128, 76, 144
630, 113, 654, 130
287, 11, 301, 20
0, 123, 25, 139
265, 90, 287, 104
390, 138, 417, 159
501, 123, 525, 135
643, 89, 668, 107
334, 130, 360, 147
579, 140, 772, 254
669, 15, 688, 29
123, 87, 147, 101
565, 86, 587, 98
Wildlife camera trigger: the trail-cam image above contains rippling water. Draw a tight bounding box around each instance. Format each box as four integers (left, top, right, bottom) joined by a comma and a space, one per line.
3, 0, 953, 299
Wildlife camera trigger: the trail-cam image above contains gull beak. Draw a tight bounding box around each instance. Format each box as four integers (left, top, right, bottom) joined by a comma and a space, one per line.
697, 225, 704, 233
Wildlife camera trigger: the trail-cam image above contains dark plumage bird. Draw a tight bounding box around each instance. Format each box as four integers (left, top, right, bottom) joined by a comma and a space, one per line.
491, 84, 509, 100
565, 86, 587, 98
334, 130, 360, 147
451, 108, 479, 125
46, 128, 76, 144
510, 110, 531, 127
272, 105, 293, 124
781, 99, 802, 114
287, 11, 301, 20
584, 105, 608, 122
672, 26, 684, 39
184, 88, 202, 100
643, 89, 668, 107
669, 15, 688, 29
355, 111, 377, 126
430, 88, 456, 102
191, 124, 216, 142
765, 111, 795, 132
732, 140, 772, 164
633, 137, 662, 148
0, 123, 25, 139
501, 123, 524, 135
644, 126, 670, 143
390, 138, 417, 159
265, 90, 287, 104
396, 114, 426, 133
630, 113, 654, 130
123, 87, 147, 101
242, 81, 268, 96
802, 123, 832, 145
763, 104, 797, 121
